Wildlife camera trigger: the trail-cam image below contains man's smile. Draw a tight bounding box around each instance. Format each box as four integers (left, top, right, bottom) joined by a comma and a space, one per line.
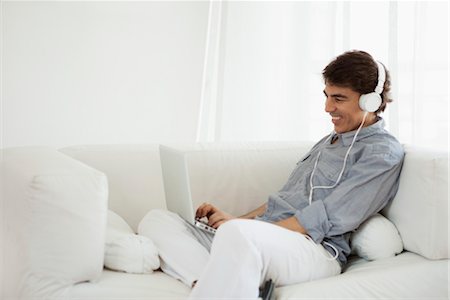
331, 115, 342, 124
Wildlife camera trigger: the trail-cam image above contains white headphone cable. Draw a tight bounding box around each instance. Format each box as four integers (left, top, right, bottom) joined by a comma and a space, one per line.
306, 111, 369, 261
309, 111, 369, 206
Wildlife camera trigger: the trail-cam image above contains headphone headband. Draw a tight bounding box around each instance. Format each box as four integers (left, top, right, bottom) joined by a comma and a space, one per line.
374, 61, 385, 95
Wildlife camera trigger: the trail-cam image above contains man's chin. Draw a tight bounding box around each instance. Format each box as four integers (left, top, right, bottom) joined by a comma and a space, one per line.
334, 125, 360, 134
334, 126, 344, 134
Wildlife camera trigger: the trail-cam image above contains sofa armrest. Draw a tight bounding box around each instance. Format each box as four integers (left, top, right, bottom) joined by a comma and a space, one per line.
1, 147, 108, 299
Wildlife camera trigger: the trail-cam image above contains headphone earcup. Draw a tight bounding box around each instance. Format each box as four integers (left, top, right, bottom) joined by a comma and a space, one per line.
359, 93, 381, 112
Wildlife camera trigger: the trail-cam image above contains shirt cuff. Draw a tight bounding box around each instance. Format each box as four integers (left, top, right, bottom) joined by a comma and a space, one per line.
295, 200, 332, 243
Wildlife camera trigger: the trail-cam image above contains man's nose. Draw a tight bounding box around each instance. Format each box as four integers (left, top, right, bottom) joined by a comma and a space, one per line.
325, 97, 335, 112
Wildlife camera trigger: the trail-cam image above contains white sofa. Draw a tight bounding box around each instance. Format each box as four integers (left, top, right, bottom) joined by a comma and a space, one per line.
1, 142, 448, 299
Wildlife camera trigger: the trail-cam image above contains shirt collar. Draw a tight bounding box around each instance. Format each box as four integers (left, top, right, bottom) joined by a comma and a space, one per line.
335, 117, 385, 146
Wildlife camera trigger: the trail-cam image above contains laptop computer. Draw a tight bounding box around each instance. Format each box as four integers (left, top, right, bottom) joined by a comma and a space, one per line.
159, 145, 216, 235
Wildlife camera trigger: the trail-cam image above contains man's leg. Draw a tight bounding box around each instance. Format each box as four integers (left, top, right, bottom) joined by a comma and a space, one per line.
138, 209, 213, 287
189, 219, 341, 299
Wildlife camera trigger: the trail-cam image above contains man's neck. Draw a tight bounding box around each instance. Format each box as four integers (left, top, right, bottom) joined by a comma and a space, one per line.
363, 113, 378, 128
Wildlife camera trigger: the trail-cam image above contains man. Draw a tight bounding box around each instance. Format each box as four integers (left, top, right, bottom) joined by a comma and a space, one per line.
139, 50, 404, 299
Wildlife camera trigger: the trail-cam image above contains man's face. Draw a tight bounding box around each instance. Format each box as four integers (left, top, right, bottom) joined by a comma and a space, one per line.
323, 84, 365, 134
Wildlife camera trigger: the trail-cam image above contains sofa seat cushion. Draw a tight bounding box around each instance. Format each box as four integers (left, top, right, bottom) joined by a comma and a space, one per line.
65, 270, 190, 299
276, 252, 448, 299
65, 253, 448, 300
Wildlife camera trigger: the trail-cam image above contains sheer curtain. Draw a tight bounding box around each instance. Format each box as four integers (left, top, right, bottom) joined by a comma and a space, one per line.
196, 1, 449, 150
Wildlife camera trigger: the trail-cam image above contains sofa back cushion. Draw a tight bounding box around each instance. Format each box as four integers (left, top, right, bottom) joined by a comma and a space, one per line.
60, 144, 166, 231
383, 145, 448, 259
164, 142, 313, 218
1, 147, 108, 298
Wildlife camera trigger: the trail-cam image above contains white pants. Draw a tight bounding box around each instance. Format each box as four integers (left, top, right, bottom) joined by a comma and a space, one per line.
139, 209, 341, 299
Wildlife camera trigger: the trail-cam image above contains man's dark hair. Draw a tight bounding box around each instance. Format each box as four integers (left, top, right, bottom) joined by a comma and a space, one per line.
322, 50, 392, 114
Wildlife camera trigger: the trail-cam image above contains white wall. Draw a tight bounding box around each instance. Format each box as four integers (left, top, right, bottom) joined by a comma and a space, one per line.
1, 1, 209, 148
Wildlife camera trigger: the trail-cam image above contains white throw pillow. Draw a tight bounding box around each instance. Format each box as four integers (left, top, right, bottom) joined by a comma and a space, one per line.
350, 213, 403, 261
105, 210, 160, 273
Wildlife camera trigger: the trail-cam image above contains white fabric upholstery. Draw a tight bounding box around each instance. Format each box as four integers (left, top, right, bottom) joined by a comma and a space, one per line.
107, 210, 136, 237
350, 213, 403, 260
65, 253, 447, 300
382, 145, 449, 259
276, 252, 448, 299
60, 144, 166, 231
66, 270, 190, 299
105, 210, 160, 274
1, 147, 108, 299
2, 142, 448, 299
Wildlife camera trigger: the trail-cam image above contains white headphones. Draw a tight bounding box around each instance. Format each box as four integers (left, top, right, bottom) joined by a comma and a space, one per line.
358, 61, 385, 112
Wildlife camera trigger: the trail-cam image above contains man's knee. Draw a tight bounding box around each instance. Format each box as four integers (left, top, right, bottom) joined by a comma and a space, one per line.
215, 219, 256, 243
213, 219, 264, 271
140, 208, 179, 223
216, 219, 280, 253
138, 209, 183, 237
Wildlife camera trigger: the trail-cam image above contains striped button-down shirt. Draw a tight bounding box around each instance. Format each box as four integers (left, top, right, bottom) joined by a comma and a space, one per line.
256, 118, 405, 266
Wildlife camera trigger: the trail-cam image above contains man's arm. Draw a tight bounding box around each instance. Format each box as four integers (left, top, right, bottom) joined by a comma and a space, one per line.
242, 204, 308, 235
295, 148, 404, 244
239, 203, 267, 219
197, 202, 309, 235
196, 202, 268, 228
274, 216, 308, 235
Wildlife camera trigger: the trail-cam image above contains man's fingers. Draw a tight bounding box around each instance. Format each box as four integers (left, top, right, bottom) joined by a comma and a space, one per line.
195, 203, 206, 218
210, 219, 224, 228
214, 220, 226, 228
196, 203, 234, 228
208, 212, 224, 227
209, 212, 234, 228
196, 202, 215, 218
